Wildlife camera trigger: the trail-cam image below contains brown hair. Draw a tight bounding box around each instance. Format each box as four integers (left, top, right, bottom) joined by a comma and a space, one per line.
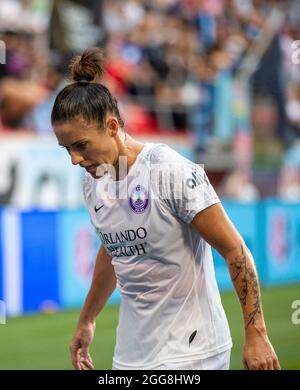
51, 47, 125, 129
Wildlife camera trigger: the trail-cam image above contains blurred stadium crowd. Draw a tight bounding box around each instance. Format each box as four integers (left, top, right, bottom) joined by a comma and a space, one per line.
1, 0, 300, 200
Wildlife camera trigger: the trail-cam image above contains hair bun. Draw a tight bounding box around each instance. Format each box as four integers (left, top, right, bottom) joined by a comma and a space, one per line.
71, 47, 105, 83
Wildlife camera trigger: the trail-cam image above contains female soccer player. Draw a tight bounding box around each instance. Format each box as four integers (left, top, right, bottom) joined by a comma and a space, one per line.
51, 48, 280, 370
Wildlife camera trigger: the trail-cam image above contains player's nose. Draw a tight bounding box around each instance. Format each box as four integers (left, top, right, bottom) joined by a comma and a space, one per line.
70, 150, 84, 166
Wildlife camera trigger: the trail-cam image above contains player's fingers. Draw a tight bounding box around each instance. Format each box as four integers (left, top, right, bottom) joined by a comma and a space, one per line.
243, 358, 249, 370
266, 358, 274, 370
247, 359, 260, 370
70, 345, 81, 370
79, 361, 90, 370
79, 347, 94, 370
86, 353, 93, 364
79, 356, 94, 370
273, 357, 281, 370
87, 354, 95, 369
76, 349, 85, 370
77, 348, 91, 370
260, 359, 269, 370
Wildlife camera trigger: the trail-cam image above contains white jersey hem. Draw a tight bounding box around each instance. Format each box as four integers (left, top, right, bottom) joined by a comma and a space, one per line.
112, 339, 233, 370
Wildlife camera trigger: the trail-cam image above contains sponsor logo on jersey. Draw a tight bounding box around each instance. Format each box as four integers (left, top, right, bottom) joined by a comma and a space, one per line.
186, 169, 209, 189
129, 185, 149, 214
94, 204, 104, 213
98, 228, 148, 258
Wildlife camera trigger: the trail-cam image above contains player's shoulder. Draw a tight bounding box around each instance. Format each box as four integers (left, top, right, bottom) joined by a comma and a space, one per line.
147, 143, 189, 166
147, 143, 203, 175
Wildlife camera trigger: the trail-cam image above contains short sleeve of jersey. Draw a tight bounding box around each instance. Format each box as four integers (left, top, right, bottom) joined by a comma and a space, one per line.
149, 144, 220, 224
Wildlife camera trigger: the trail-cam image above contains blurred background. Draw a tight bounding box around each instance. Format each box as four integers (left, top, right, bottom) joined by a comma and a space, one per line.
0, 0, 300, 370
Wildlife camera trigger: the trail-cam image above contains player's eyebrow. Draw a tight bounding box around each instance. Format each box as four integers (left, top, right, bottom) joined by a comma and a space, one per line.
59, 139, 88, 147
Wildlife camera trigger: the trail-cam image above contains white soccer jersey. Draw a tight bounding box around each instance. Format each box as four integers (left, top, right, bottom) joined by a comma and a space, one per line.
83, 142, 232, 370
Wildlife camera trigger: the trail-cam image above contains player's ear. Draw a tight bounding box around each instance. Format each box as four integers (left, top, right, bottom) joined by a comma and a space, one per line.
106, 117, 119, 137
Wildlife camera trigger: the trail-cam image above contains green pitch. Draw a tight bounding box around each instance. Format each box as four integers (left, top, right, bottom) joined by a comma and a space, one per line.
0, 284, 299, 370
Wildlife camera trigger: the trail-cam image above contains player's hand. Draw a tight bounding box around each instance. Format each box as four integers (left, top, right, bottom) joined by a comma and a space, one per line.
243, 331, 281, 370
70, 321, 96, 370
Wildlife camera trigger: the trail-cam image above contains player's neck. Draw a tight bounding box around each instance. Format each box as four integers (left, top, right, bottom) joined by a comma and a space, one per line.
114, 135, 144, 181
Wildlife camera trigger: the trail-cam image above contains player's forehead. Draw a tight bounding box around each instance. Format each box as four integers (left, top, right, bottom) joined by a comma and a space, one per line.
53, 117, 99, 144
54, 115, 97, 132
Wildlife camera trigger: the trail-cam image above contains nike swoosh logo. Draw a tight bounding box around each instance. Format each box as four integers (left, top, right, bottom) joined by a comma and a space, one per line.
94, 205, 104, 213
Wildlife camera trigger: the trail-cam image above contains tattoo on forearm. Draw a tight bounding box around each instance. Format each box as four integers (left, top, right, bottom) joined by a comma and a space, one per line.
229, 245, 261, 329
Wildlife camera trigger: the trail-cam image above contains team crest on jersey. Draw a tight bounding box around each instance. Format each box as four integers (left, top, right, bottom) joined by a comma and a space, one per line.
129, 185, 149, 214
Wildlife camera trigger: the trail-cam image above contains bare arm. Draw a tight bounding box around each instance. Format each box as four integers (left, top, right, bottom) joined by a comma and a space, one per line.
78, 244, 116, 324
70, 244, 116, 370
191, 203, 280, 370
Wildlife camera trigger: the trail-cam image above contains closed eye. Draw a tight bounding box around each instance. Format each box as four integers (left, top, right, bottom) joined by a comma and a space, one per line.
60, 142, 87, 152
74, 142, 88, 151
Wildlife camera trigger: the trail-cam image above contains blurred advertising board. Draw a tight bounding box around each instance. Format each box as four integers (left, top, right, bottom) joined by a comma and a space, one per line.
213, 201, 263, 291
58, 210, 97, 308
265, 200, 300, 284
21, 210, 60, 312
0, 208, 60, 316
57, 209, 120, 308
0, 135, 84, 209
